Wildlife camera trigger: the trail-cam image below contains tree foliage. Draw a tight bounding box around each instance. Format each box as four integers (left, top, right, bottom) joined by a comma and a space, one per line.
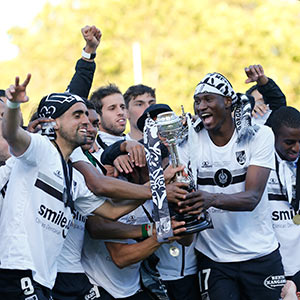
1, 0, 300, 123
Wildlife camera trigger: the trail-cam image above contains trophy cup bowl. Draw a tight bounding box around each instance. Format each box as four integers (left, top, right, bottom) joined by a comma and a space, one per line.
156, 111, 213, 234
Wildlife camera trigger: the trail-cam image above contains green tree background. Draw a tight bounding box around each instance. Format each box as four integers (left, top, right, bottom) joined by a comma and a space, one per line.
1, 0, 300, 125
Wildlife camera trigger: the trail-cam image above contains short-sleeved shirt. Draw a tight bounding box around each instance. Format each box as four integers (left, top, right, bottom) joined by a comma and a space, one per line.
82, 201, 152, 298
267, 154, 300, 276
57, 147, 105, 273
178, 125, 278, 262
0, 134, 104, 288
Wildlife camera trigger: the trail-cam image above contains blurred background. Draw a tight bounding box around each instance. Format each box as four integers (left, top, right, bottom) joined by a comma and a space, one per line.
1, 0, 300, 126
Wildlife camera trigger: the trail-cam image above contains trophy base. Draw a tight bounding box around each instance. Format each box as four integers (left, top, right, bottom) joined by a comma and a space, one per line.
176, 212, 213, 235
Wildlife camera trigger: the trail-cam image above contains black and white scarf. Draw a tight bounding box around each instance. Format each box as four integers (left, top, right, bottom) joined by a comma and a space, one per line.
143, 117, 173, 242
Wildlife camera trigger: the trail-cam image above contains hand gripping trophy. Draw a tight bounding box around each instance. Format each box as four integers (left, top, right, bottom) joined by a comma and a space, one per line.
156, 110, 213, 234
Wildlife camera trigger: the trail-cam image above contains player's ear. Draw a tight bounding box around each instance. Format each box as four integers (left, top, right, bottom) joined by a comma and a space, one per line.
224, 96, 232, 109
53, 120, 59, 130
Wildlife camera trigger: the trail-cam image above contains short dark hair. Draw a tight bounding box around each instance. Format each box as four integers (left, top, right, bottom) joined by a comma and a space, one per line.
89, 83, 122, 115
123, 84, 155, 108
85, 100, 96, 111
268, 106, 300, 135
0, 90, 5, 98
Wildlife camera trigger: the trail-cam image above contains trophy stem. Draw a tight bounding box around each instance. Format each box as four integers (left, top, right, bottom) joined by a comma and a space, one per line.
169, 143, 183, 181
156, 111, 213, 235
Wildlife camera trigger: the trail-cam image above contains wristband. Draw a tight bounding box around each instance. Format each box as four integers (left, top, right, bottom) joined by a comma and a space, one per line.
6, 99, 20, 109
141, 223, 153, 238
82, 48, 96, 60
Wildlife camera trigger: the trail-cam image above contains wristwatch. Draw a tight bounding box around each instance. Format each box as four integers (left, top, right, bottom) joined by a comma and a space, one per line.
82, 48, 96, 60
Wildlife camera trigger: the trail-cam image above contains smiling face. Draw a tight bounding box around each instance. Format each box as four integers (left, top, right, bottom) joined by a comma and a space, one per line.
194, 93, 232, 132
275, 125, 300, 162
99, 93, 126, 136
55, 102, 89, 149
81, 108, 99, 152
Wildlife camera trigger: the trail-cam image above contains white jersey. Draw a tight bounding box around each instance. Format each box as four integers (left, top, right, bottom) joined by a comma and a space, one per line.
57, 147, 104, 273
267, 154, 300, 276
0, 134, 105, 288
178, 125, 278, 262
155, 237, 198, 281
0, 157, 15, 216
82, 201, 152, 298
56, 210, 87, 273
95, 131, 125, 160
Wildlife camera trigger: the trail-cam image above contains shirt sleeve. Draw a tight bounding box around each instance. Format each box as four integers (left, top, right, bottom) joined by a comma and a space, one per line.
70, 147, 90, 164
249, 125, 275, 170
257, 78, 286, 111
73, 169, 106, 216
74, 194, 106, 217
101, 140, 124, 165
15, 133, 51, 166
66, 58, 96, 99
0, 157, 15, 189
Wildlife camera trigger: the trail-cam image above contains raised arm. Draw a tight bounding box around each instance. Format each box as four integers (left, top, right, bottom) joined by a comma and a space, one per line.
245, 64, 286, 115
2, 75, 32, 156
67, 25, 101, 98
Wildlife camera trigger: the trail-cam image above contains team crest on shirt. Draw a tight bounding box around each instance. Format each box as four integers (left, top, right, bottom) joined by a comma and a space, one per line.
235, 150, 246, 165
214, 168, 232, 187
268, 177, 278, 185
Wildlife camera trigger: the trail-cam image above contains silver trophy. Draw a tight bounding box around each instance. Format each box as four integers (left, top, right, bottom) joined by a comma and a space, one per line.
156, 111, 213, 234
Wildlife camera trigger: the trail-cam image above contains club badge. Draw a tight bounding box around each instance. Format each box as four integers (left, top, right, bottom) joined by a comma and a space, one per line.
236, 150, 246, 165
214, 169, 232, 188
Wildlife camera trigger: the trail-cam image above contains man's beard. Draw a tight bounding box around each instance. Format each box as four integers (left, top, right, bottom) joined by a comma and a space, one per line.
101, 120, 125, 136
59, 127, 87, 149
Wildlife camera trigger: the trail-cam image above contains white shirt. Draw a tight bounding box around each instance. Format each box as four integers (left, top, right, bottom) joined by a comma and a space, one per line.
95, 131, 125, 160
56, 211, 87, 273
178, 125, 278, 262
155, 237, 198, 281
0, 157, 15, 216
0, 134, 105, 288
82, 201, 152, 298
268, 153, 300, 276
57, 147, 105, 273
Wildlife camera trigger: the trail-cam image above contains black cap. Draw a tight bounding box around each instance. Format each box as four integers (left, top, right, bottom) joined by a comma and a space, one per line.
137, 103, 172, 132
0, 90, 5, 97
